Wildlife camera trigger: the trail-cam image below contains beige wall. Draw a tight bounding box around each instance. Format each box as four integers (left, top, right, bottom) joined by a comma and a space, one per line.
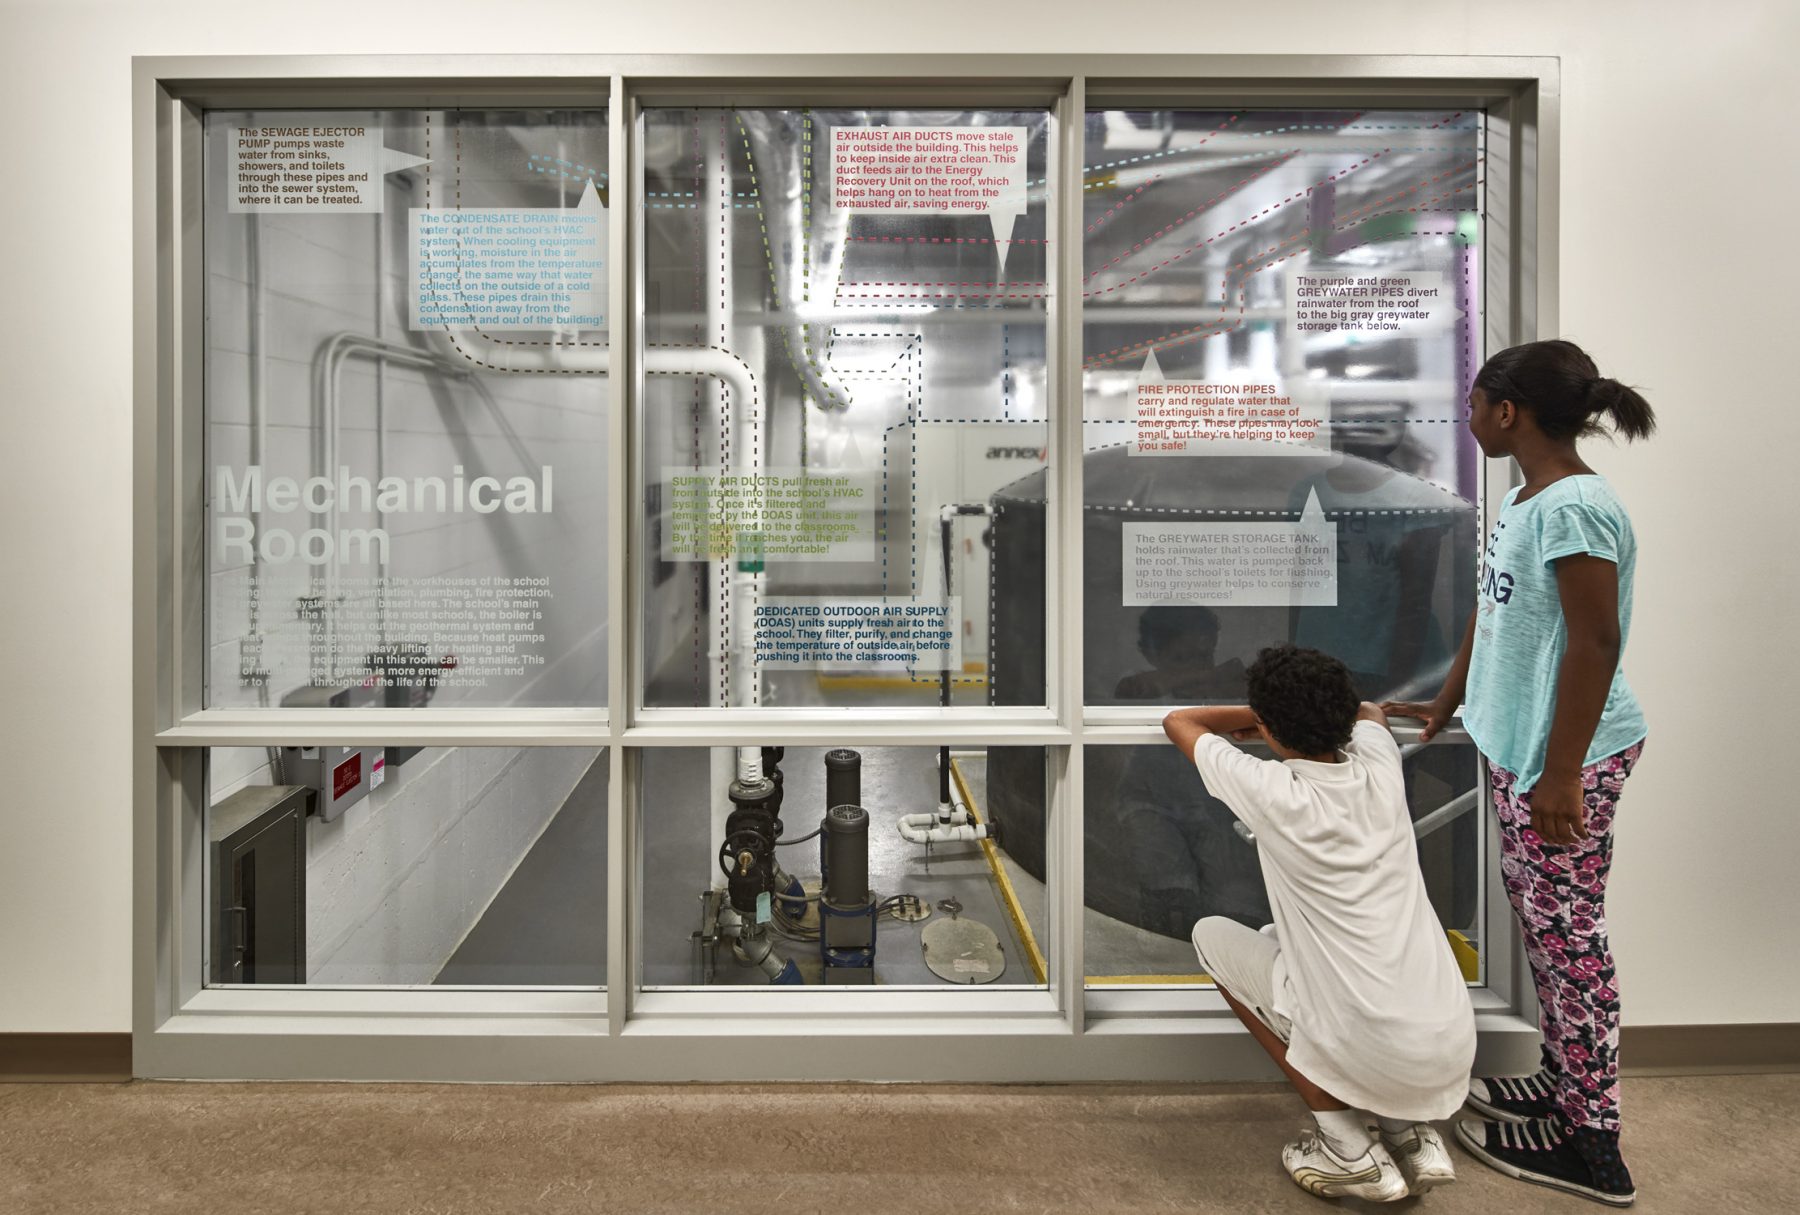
1, 0, 1794, 1032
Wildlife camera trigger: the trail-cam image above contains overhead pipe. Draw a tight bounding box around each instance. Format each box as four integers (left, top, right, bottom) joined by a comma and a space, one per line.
734, 110, 853, 415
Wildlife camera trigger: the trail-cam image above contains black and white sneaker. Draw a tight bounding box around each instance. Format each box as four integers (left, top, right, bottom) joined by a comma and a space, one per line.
1454, 1117, 1636, 1207
1380, 1122, 1457, 1195
1465, 1071, 1558, 1123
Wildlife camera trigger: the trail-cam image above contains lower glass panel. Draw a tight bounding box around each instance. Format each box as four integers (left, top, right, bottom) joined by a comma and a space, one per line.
204, 745, 606, 988
1083, 740, 1480, 986
641, 745, 1049, 989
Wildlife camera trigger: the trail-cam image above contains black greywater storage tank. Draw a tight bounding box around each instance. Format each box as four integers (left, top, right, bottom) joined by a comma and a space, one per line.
985, 443, 1477, 939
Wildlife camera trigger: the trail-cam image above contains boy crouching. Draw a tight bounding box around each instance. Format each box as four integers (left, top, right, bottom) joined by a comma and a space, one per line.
1164, 645, 1476, 1202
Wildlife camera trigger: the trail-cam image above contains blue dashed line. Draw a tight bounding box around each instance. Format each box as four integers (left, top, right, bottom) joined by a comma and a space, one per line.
646, 201, 764, 210
528, 154, 607, 179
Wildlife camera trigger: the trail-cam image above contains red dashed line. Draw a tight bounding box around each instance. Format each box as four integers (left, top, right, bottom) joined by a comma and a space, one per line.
1081, 110, 1465, 296
1334, 160, 1482, 225
1086, 230, 1307, 364
846, 235, 1049, 246
838, 279, 1048, 288
1083, 162, 1479, 300
835, 290, 1050, 302
1081, 152, 1301, 285
1086, 179, 1153, 234
1085, 150, 1389, 293
1083, 221, 1461, 369
1085, 113, 1241, 236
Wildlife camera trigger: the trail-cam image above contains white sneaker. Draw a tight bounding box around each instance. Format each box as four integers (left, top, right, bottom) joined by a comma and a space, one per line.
1281, 1130, 1408, 1202
1381, 1122, 1457, 1195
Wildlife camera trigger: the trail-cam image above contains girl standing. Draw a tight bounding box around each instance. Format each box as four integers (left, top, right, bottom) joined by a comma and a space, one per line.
1386, 339, 1655, 1207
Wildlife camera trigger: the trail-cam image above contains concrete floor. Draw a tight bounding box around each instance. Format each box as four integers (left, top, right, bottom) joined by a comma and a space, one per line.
3, 1074, 1793, 1213
434, 754, 610, 987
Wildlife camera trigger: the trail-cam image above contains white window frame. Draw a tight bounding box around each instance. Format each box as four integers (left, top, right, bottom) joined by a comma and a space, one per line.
134, 53, 1556, 1081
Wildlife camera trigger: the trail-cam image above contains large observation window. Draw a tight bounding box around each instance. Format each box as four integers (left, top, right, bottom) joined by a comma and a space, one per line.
637, 107, 1052, 711
1077, 108, 1483, 709
142, 59, 1544, 1077
205, 745, 606, 987
1059, 107, 1484, 985
640, 745, 1048, 989
202, 108, 611, 711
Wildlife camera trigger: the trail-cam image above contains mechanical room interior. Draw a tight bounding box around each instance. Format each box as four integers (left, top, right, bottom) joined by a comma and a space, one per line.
204, 102, 1488, 992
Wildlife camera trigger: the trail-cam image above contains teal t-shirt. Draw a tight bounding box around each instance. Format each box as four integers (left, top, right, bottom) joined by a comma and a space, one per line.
1462, 476, 1647, 792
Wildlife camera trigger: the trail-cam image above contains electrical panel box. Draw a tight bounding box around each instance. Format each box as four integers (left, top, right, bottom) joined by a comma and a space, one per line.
210, 784, 310, 984
284, 745, 374, 822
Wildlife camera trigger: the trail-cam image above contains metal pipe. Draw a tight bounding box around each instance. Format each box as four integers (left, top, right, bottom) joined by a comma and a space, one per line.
823, 805, 870, 906
1411, 787, 1480, 840
824, 749, 861, 814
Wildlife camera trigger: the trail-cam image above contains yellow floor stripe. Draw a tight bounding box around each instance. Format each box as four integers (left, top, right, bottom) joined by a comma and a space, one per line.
1087, 974, 1211, 985
951, 758, 1048, 986
1447, 929, 1481, 983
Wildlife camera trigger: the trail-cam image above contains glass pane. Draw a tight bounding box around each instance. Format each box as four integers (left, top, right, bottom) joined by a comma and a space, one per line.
641, 745, 1048, 988
1078, 109, 1484, 707
202, 109, 610, 709
638, 108, 1051, 710
1083, 740, 1482, 986
204, 745, 606, 987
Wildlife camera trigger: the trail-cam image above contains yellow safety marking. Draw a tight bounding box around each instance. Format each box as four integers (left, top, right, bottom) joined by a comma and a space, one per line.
1448, 929, 1481, 982
950, 757, 1048, 986
1087, 974, 1211, 985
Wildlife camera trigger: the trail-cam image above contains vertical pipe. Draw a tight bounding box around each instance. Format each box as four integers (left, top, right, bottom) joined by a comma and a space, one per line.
706, 110, 737, 885
824, 748, 861, 812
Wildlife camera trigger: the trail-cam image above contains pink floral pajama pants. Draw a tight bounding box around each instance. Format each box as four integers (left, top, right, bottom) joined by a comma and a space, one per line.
1489, 740, 1644, 1133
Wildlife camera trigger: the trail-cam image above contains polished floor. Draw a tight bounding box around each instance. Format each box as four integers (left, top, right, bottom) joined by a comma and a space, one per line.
2, 1074, 1794, 1213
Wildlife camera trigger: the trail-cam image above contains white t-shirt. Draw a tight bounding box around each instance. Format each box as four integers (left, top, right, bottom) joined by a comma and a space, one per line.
1192, 720, 1476, 1120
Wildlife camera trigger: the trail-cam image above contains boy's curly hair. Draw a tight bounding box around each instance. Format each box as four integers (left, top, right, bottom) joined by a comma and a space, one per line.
1246, 645, 1360, 756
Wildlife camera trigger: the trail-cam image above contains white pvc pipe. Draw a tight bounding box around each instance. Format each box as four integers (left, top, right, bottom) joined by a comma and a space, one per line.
735, 746, 764, 785
709, 747, 734, 891
897, 815, 989, 845
425, 325, 758, 407
399, 118, 766, 898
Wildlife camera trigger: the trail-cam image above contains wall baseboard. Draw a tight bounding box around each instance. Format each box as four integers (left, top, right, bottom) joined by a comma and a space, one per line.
0, 1033, 132, 1082
1620, 1023, 1800, 1075
2, 1026, 1790, 1083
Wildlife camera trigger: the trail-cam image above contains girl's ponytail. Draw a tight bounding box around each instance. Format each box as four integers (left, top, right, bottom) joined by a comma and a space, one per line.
1586, 377, 1657, 441
1473, 340, 1656, 443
